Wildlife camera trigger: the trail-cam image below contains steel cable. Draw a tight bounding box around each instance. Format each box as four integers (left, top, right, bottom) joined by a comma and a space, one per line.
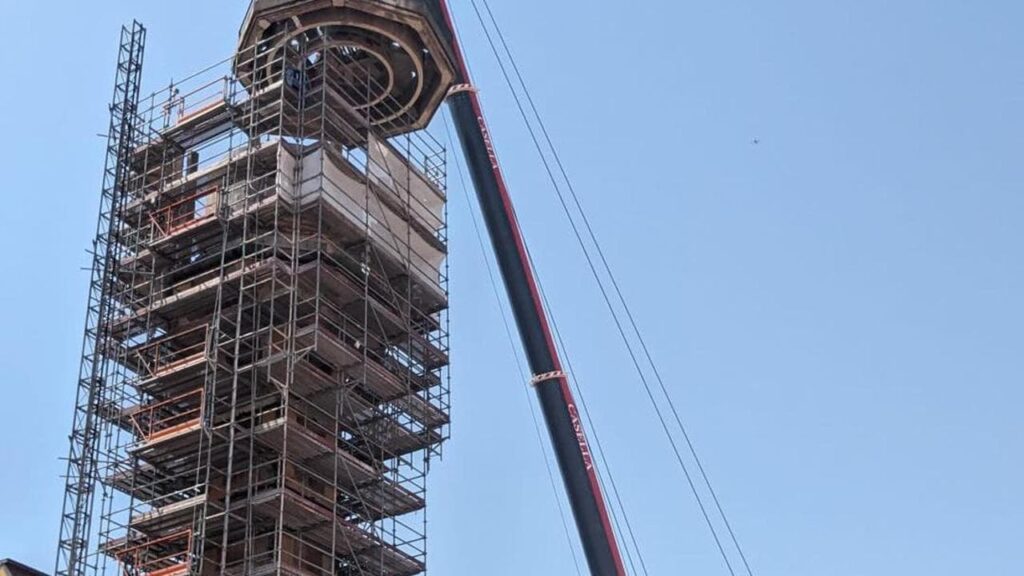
443, 105, 585, 576
459, 2, 649, 572
465, 0, 758, 574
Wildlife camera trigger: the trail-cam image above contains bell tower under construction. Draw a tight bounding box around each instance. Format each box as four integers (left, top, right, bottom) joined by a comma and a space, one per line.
56, 2, 455, 576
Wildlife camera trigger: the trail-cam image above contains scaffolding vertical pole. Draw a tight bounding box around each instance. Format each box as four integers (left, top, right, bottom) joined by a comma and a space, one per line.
56, 21, 146, 576
429, 2, 627, 574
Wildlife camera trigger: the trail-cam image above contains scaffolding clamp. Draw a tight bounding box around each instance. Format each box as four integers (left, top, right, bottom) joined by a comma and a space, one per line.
447, 83, 478, 98
530, 370, 567, 387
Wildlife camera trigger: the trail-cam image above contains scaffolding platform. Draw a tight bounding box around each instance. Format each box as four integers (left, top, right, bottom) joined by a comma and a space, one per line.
61, 8, 453, 576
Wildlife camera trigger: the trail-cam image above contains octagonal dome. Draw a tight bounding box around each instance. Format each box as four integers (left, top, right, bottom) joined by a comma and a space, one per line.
237, 0, 456, 136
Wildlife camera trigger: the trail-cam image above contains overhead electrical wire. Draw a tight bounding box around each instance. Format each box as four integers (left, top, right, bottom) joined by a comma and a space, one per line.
461, 0, 758, 574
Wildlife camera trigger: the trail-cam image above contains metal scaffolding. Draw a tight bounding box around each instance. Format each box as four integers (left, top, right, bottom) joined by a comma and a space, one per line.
58, 6, 453, 575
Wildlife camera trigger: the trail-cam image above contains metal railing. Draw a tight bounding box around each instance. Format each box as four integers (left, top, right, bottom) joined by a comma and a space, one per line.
129, 388, 204, 443
131, 325, 209, 379
149, 186, 220, 241
115, 530, 192, 576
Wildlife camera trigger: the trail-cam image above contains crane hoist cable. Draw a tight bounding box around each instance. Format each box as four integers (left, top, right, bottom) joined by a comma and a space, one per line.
433, 0, 630, 572
445, 4, 645, 575
465, 0, 759, 574
443, 109, 586, 576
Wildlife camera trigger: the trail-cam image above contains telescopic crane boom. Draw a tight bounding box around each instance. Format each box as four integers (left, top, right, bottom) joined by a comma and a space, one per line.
428, 2, 628, 574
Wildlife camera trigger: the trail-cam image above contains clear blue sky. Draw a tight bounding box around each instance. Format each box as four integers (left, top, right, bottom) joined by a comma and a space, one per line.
0, 1, 1020, 575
